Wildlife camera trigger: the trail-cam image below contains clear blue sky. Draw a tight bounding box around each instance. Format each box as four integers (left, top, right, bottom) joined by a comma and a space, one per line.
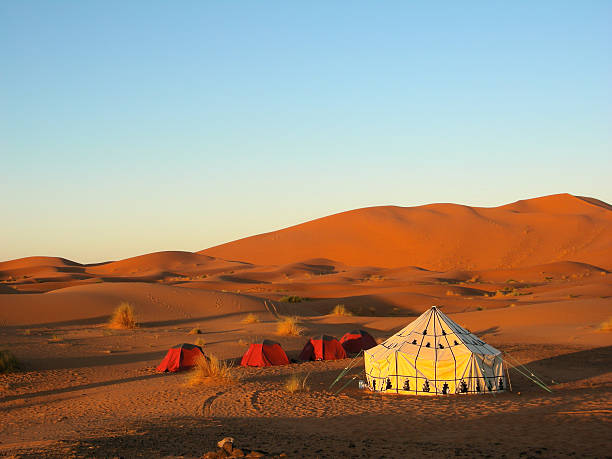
2, 1, 611, 263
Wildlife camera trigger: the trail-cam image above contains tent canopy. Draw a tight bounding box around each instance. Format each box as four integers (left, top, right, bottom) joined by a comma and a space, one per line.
157, 343, 204, 372
299, 335, 347, 361
240, 340, 290, 367
364, 306, 506, 395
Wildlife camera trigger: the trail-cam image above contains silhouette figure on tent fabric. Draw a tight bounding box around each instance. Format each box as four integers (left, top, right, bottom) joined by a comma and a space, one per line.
460, 380, 468, 393
372, 380, 376, 391
499, 377, 504, 391
403, 379, 410, 391
422, 380, 430, 392
442, 382, 449, 394
386, 378, 392, 390
476, 380, 481, 392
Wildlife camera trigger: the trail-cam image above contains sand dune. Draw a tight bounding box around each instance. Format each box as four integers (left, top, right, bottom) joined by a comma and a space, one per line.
0, 282, 280, 327
1, 194, 611, 457
201, 193, 612, 270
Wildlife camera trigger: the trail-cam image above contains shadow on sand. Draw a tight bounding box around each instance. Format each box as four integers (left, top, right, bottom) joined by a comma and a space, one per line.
0, 372, 166, 404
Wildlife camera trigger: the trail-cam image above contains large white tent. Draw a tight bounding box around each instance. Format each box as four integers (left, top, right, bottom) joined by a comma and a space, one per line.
364, 306, 506, 395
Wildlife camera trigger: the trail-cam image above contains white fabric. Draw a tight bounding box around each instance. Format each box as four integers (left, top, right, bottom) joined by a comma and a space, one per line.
364, 306, 506, 395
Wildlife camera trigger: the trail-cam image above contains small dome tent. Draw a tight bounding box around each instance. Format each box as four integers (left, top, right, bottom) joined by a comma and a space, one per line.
299, 335, 347, 361
340, 329, 377, 354
240, 340, 290, 367
157, 343, 205, 372
364, 306, 506, 395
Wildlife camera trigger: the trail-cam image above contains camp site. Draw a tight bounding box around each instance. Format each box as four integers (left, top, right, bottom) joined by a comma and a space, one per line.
2, 1, 611, 457
2, 279, 611, 459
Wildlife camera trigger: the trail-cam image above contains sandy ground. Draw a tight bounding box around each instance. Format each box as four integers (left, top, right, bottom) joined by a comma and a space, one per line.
1, 285, 611, 458
1, 193, 611, 457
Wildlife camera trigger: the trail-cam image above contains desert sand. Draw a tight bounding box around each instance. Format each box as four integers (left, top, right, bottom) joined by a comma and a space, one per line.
1, 193, 611, 458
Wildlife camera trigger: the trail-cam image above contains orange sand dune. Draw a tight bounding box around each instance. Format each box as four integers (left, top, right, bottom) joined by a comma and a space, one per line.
0, 256, 82, 271
1, 195, 611, 458
0, 282, 293, 327
87, 250, 249, 277
84, 250, 251, 285
201, 193, 612, 270
473, 260, 608, 283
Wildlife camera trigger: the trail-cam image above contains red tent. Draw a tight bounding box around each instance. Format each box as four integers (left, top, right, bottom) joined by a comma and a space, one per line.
299, 335, 347, 361
156, 343, 204, 372
340, 329, 377, 354
240, 340, 290, 367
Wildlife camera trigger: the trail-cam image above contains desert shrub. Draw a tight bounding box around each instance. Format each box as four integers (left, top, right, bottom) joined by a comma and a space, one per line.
241, 313, 260, 324
108, 302, 137, 329
331, 304, 353, 316
598, 317, 612, 332
0, 350, 19, 373
276, 316, 304, 336
284, 373, 310, 393
188, 354, 236, 386
237, 339, 249, 346
189, 328, 201, 335
495, 287, 513, 296
279, 295, 303, 303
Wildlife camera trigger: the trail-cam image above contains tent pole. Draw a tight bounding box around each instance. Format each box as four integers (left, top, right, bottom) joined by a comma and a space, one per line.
395, 351, 399, 394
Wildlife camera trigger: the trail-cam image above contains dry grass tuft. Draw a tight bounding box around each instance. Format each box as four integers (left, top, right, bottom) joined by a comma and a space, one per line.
331, 304, 353, 316
188, 354, 236, 386
284, 373, 310, 393
188, 328, 201, 335
279, 295, 303, 303
108, 302, 137, 329
241, 313, 260, 324
276, 316, 304, 336
238, 339, 249, 346
598, 316, 612, 332
0, 350, 19, 374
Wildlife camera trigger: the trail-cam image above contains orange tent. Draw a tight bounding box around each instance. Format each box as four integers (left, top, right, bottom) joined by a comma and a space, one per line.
299, 335, 346, 361
240, 340, 290, 367
157, 343, 204, 372
340, 329, 377, 354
